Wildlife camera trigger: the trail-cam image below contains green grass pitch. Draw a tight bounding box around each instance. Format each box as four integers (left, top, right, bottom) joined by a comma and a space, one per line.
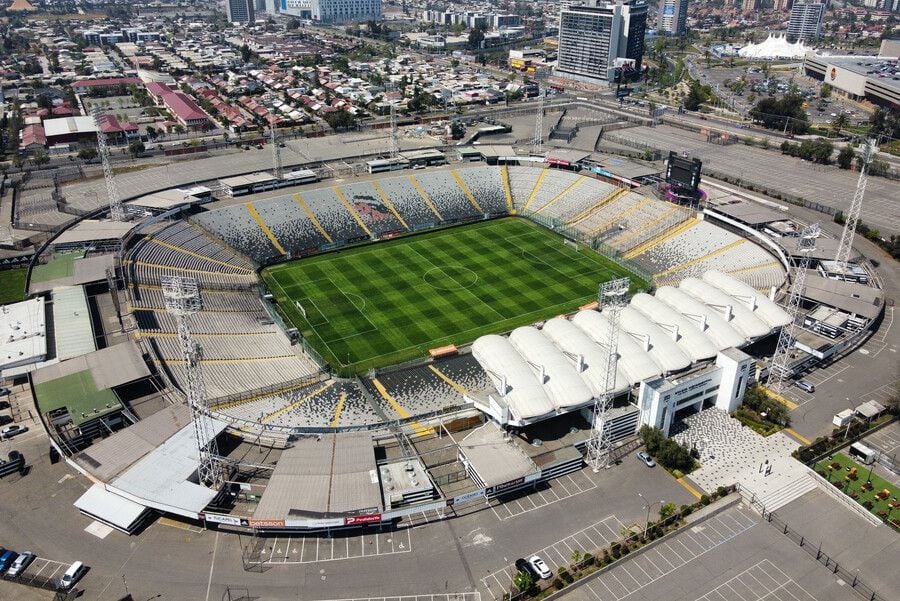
262, 217, 646, 374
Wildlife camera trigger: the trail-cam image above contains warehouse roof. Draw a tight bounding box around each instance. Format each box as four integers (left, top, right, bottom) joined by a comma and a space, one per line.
51, 285, 95, 360
43, 116, 97, 138
801, 271, 883, 320
0, 297, 47, 373
53, 220, 137, 245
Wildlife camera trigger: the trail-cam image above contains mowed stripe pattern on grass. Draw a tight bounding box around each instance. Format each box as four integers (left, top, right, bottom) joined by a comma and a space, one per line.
263, 218, 639, 372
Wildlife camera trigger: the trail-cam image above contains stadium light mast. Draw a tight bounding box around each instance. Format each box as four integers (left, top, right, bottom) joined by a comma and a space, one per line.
769, 223, 819, 393
161, 275, 224, 488
92, 107, 126, 222
586, 277, 630, 472
387, 83, 399, 160
532, 89, 544, 156
834, 138, 876, 271
270, 122, 283, 180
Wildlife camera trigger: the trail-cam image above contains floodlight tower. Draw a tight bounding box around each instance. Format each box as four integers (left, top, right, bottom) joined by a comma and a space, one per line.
834, 138, 876, 271
389, 86, 400, 160
586, 276, 630, 471
161, 275, 223, 488
532, 89, 545, 156
769, 223, 819, 393
270, 122, 283, 180
92, 108, 125, 222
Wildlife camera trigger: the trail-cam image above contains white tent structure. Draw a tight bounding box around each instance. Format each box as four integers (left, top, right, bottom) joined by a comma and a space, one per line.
738, 34, 812, 59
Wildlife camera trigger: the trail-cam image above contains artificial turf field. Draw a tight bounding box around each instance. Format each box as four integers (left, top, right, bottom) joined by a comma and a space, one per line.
263, 217, 645, 373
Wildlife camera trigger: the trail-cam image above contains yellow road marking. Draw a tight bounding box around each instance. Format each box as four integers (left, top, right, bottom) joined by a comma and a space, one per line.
501, 165, 515, 214
147, 238, 252, 272
677, 477, 703, 499
245, 202, 286, 255
760, 386, 798, 410
262, 381, 335, 423
333, 186, 372, 237
428, 365, 469, 396
372, 378, 433, 435
522, 168, 548, 212
622, 217, 698, 260
371, 181, 410, 229
535, 175, 588, 214
566, 187, 627, 225
784, 428, 812, 445
655, 238, 746, 279
589, 197, 651, 235
408, 175, 443, 221
450, 169, 483, 213
293, 193, 333, 243
330, 392, 347, 428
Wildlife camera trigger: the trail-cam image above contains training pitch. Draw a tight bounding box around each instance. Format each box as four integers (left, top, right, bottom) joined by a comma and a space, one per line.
263, 217, 644, 373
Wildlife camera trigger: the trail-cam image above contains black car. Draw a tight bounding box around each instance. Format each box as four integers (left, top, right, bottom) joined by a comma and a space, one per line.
515, 558, 536, 578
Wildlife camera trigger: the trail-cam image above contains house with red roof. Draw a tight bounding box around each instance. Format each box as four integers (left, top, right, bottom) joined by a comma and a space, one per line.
144, 82, 210, 131
21, 124, 46, 152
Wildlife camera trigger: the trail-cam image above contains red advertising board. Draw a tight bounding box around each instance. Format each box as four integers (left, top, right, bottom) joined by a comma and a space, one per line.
344, 513, 382, 526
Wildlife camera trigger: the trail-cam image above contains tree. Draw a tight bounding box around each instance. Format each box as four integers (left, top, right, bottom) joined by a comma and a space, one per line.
240, 43, 252, 64
513, 569, 534, 592
749, 93, 809, 134
658, 502, 677, 520
837, 146, 855, 169
819, 84, 831, 99
77, 147, 98, 161
31, 150, 50, 165
128, 140, 145, 158
449, 120, 464, 140
468, 28, 485, 50
830, 113, 849, 135
683, 81, 709, 111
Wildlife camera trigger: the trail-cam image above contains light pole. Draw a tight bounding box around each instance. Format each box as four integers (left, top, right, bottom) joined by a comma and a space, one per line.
637, 493, 665, 537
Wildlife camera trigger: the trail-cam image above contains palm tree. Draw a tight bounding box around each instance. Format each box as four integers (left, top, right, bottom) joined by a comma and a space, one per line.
831, 113, 850, 135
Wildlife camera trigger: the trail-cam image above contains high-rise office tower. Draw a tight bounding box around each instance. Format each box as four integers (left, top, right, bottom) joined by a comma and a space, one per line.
788, 0, 825, 41
659, 0, 688, 36
226, 0, 255, 23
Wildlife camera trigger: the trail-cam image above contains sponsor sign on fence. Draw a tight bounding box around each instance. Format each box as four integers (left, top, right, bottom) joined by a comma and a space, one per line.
449, 489, 486, 506
344, 513, 382, 526
248, 518, 286, 528
201, 513, 247, 527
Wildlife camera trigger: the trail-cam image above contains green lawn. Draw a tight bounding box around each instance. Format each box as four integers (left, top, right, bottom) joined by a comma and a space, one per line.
263, 217, 646, 374
0, 268, 27, 304
34, 369, 121, 426
815, 453, 900, 526
31, 250, 85, 283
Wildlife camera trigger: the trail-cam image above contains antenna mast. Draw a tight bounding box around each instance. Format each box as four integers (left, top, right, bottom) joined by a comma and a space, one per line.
270, 121, 283, 180
92, 108, 125, 222
532, 89, 544, 156
834, 138, 875, 270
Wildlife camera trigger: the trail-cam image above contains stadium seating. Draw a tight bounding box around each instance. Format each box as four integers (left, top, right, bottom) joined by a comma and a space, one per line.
412, 171, 481, 223
506, 165, 546, 211
252, 196, 329, 257
337, 181, 407, 236
603, 199, 690, 252
453, 166, 508, 216
191, 204, 280, 264
570, 190, 649, 238
376, 175, 442, 229
537, 176, 619, 222
299, 188, 370, 242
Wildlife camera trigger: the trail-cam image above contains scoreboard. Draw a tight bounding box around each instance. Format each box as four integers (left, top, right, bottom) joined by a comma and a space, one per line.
665, 152, 703, 194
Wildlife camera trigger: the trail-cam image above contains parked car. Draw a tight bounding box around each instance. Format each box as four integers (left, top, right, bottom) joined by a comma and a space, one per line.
0, 424, 27, 439
0, 387, 10, 396
6, 551, 32, 576
795, 380, 815, 393
0, 450, 25, 478
528, 556, 552, 579
515, 558, 534, 578
637, 451, 656, 467
0, 549, 19, 572
58, 561, 85, 591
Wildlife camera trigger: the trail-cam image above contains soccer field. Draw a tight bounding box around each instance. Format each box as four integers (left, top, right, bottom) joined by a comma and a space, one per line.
263, 217, 645, 373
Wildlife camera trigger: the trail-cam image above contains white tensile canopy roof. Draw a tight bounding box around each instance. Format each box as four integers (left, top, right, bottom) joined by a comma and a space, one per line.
702, 270, 791, 330
509, 326, 595, 411
571, 309, 663, 385
541, 317, 630, 395
472, 334, 555, 420
680, 277, 771, 340
654, 286, 748, 350
738, 34, 812, 59
614, 306, 693, 374
630, 293, 720, 362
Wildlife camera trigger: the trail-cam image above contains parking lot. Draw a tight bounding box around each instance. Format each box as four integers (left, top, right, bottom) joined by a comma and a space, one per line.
489, 470, 598, 521
4, 555, 70, 589
260, 528, 412, 564
481, 514, 625, 598
694, 559, 816, 601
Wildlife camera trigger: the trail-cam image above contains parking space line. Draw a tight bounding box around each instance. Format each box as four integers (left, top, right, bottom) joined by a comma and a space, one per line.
595, 577, 618, 600
619, 565, 645, 587
585, 583, 604, 601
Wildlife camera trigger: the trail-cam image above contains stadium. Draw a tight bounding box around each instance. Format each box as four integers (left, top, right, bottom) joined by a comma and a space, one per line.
17, 154, 873, 536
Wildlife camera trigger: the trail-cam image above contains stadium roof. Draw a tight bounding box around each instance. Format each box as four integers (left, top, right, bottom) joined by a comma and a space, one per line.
472, 334, 555, 420
220, 172, 279, 187
253, 433, 380, 519
616, 307, 692, 373
74, 484, 149, 533
457, 422, 539, 488
630, 293, 719, 361
110, 416, 230, 518
30, 254, 116, 293
51, 286, 95, 360
570, 309, 662, 385
706, 200, 787, 226
131, 188, 210, 210
679, 278, 771, 340
702, 270, 791, 329
800, 271, 883, 320
654, 286, 747, 350
508, 326, 593, 411
0, 297, 47, 374
540, 317, 629, 394
53, 220, 137, 246
73, 404, 192, 481
32, 340, 149, 389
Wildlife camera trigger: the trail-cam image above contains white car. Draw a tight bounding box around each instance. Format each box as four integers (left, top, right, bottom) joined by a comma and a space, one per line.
7, 552, 34, 577
528, 555, 552, 580
0, 424, 27, 440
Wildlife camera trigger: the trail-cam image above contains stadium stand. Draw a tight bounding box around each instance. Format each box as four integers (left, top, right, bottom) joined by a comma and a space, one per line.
570, 190, 650, 238
523, 169, 580, 214
301, 188, 370, 242
191, 204, 279, 264
506, 165, 546, 210
453, 166, 509, 216
412, 171, 481, 222
337, 181, 407, 235
254, 195, 331, 256
376, 175, 442, 229
537, 177, 619, 222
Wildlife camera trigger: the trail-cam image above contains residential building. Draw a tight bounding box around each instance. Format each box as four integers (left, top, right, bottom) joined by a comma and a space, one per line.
283, 0, 381, 23
742, 0, 759, 11
554, 0, 648, 86
659, 0, 688, 35
774, 0, 793, 11
226, 0, 255, 24
788, 0, 825, 41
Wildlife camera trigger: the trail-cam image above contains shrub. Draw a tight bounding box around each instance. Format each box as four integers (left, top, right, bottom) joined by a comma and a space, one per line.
716, 486, 729, 498
610, 542, 621, 559
862, 500, 874, 510
672, 469, 684, 479
680, 504, 693, 516
582, 553, 595, 567
700, 494, 711, 506
553, 578, 564, 590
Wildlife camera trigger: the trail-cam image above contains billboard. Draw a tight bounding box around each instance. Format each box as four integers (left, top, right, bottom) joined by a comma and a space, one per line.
344, 513, 382, 526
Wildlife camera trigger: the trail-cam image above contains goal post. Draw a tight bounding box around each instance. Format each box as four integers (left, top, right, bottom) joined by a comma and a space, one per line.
295, 300, 307, 319
563, 238, 579, 252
